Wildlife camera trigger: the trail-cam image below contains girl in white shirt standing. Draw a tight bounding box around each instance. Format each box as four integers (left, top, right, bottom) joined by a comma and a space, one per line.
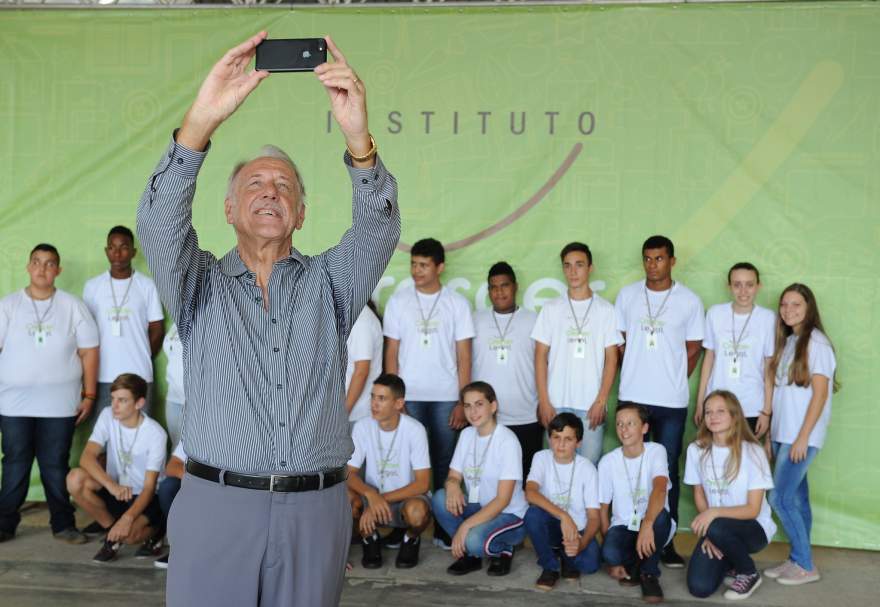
764, 284, 837, 586
684, 390, 775, 601
432, 381, 528, 578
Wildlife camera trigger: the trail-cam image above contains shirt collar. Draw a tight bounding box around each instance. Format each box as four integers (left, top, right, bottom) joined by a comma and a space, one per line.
219, 247, 307, 277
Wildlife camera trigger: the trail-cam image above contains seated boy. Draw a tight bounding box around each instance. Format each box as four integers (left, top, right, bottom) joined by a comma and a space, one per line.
598, 402, 675, 604
66, 373, 167, 563
524, 413, 601, 591
347, 373, 431, 569
152, 440, 187, 569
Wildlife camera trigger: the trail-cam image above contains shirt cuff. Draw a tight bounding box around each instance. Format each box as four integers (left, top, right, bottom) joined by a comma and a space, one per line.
344, 150, 389, 193
161, 128, 211, 179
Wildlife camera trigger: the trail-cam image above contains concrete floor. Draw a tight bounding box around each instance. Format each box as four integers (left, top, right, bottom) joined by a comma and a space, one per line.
0, 503, 876, 606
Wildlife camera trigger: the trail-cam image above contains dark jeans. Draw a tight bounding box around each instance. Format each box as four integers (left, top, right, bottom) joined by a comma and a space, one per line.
0, 415, 77, 534
507, 422, 544, 484
157, 476, 182, 537
622, 402, 687, 523
601, 509, 673, 576
406, 400, 458, 542
687, 518, 768, 598
523, 505, 600, 573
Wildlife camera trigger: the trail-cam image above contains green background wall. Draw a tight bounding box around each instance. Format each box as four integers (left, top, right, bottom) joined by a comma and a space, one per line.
0, 3, 877, 550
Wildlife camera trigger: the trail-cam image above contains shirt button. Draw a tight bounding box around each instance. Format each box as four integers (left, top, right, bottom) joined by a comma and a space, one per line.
271, 318, 277, 324
276, 384, 282, 390
374, 174, 378, 180
273, 347, 279, 353
255, 296, 261, 302
176, 158, 183, 164
361, 178, 369, 184
280, 461, 287, 467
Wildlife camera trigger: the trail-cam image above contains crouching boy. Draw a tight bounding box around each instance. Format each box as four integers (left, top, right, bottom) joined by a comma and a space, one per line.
524, 413, 601, 591
66, 373, 167, 563
347, 374, 432, 569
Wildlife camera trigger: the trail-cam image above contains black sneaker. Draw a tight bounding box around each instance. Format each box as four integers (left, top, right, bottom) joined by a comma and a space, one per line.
660, 544, 685, 569
640, 572, 664, 604
560, 556, 580, 581
619, 562, 641, 587
395, 535, 420, 569
723, 572, 762, 600
92, 539, 121, 563
447, 556, 482, 576
486, 553, 513, 576
535, 569, 560, 591
381, 528, 406, 549
361, 534, 382, 569
154, 554, 169, 569
82, 521, 109, 537
135, 535, 165, 558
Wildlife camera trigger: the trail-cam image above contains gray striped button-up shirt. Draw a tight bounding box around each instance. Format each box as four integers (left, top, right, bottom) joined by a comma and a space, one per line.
136, 137, 400, 474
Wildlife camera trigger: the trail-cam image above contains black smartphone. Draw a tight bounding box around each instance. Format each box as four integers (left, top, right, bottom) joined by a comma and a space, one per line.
255, 38, 327, 73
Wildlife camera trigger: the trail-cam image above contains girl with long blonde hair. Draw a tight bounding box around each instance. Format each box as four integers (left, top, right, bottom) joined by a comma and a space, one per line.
684, 390, 776, 601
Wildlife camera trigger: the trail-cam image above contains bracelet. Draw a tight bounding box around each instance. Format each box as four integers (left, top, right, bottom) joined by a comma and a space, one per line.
758, 410, 771, 417
81, 391, 97, 400
347, 134, 377, 163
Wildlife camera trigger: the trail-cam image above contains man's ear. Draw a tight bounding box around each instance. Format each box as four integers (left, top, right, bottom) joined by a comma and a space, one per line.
225, 198, 235, 225
295, 204, 307, 231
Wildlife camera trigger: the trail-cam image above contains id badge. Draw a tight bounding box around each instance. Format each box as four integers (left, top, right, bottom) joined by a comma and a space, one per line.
111, 319, 122, 337
627, 512, 642, 532
573, 336, 586, 359
420, 332, 431, 349
646, 331, 658, 351
728, 358, 741, 380
468, 483, 480, 504
118, 472, 130, 487
33, 329, 47, 348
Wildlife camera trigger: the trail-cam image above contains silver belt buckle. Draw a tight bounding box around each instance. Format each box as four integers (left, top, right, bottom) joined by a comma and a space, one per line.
317, 471, 325, 491
269, 474, 281, 492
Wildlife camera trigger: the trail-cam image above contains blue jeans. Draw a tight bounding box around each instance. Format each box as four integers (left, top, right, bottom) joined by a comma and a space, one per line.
556, 408, 604, 465
687, 518, 767, 598
0, 415, 77, 534
432, 489, 526, 557
769, 442, 819, 571
601, 509, 672, 576
406, 400, 458, 540
523, 505, 600, 573
625, 403, 687, 523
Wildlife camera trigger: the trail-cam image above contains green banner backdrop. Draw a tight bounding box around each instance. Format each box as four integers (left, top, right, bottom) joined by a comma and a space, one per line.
0, 3, 877, 550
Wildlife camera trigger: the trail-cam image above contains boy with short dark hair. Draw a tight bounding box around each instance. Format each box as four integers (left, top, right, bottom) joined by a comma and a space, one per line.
523, 413, 601, 591
598, 402, 675, 603
66, 373, 167, 563
347, 373, 432, 569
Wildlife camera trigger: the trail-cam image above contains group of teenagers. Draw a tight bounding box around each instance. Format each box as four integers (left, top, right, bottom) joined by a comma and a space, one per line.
342, 234, 838, 603
0, 225, 838, 603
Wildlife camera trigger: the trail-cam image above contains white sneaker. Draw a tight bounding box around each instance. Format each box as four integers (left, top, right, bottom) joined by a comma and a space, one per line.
777, 563, 820, 586
432, 537, 452, 551
764, 560, 794, 579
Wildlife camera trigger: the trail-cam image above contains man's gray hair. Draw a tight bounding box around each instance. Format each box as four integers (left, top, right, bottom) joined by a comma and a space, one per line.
226, 145, 306, 204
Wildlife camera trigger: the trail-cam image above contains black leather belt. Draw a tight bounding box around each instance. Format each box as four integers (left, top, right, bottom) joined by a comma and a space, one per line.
186, 459, 347, 493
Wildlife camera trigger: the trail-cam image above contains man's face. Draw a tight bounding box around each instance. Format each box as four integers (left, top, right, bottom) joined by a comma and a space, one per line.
642, 247, 675, 283
105, 234, 136, 273
549, 425, 580, 463
370, 385, 403, 423
562, 251, 592, 290
225, 157, 305, 243
410, 255, 443, 289
728, 269, 760, 309
27, 251, 61, 290
110, 388, 144, 422
488, 274, 517, 312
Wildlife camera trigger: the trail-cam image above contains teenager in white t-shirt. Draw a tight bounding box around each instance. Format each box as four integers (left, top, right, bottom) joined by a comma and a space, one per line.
162, 323, 185, 448
67, 373, 167, 564
764, 284, 837, 586
83, 226, 165, 416
384, 238, 475, 547
534, 242, 622, 465
697, 263, 775, 435
684, 390, 775, 601
433, 382, 528, 577
524, 413, 601, 592
615, 235, 704, 567
0, 244, 99, 545
472, 262, 540, 479
598, 403, 674, 604
347, 374, 431, 569
346, 302, 383, 424
153, 440, 187, 568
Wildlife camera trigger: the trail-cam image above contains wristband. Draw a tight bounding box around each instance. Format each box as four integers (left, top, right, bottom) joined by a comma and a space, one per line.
81, 391, 97, 400
758, 411, 771, 417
